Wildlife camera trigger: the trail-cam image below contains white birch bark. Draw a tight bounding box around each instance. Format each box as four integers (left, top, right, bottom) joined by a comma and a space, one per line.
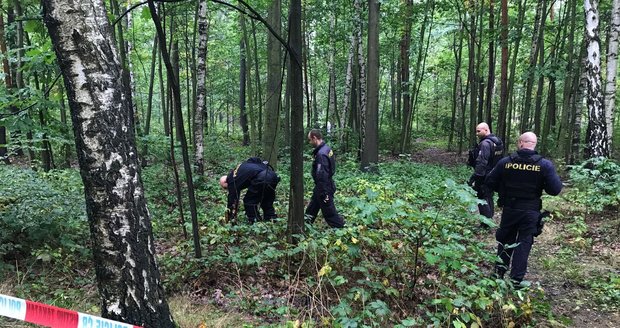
604, 0, 620, 151
41, 1, 175, 326
584, 0, 610, 157
194, 0, 208, 174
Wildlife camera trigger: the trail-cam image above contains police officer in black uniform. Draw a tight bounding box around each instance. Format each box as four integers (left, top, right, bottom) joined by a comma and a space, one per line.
484, 132, 562, 284
469, 122, 504, 222
219, 157, 280, 224
305, 129, 345, 228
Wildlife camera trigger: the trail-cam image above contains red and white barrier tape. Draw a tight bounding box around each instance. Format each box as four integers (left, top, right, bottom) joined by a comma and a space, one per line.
0, 293, 142, 328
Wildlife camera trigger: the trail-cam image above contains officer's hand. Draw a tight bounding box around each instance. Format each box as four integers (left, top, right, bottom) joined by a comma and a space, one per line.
323, 194, 330, 204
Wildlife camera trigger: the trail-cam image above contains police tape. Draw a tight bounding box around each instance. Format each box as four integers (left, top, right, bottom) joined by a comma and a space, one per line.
0, 293, 142, 328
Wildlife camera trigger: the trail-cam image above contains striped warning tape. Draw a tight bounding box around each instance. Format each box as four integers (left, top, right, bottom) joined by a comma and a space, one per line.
0, 293, 142, 328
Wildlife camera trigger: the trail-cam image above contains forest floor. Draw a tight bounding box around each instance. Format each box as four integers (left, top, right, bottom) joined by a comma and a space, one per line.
410, 146, 620, 328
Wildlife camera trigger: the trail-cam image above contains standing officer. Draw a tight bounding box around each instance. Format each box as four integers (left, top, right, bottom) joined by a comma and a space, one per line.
484, 132, 562, 284
219, 157, 280, 224
468, 122, 504, 225
305, 129, 345, 228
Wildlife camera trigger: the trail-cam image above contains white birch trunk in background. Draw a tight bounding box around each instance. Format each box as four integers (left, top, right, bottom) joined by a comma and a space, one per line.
194, 0, 208, 175
604, 0, 620, 151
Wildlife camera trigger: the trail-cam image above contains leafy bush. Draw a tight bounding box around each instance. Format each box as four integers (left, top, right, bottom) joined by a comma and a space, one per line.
0, 165, 89, 269
568, 157, 620, 211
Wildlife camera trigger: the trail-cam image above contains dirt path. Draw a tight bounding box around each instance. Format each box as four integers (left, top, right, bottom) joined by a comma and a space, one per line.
527, 212, 620, 328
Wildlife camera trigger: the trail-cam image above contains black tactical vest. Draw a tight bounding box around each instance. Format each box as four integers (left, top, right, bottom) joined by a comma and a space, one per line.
501, 152, 544, 201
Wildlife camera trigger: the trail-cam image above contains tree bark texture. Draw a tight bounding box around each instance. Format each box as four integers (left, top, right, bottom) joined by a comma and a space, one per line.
287, 0, 305, 242
604, 0, 620, 152
263, 0, 282, 167
584, 0, 610, 157
361, 0, 379, 172
193, 0, 208, 175
41, 1, 175, 326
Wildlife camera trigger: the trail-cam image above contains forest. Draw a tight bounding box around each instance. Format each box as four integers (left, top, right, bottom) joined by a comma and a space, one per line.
0, 0, 619, 327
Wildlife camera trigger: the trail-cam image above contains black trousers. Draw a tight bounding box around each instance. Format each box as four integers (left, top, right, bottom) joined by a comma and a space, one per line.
495, 207, 538, 281
305, 190, 345, 228
243, 182, 277, 222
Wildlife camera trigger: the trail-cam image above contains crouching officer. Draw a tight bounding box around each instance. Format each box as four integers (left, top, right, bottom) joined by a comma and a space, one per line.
219, 157, 280, 224
484, 132, 562, 284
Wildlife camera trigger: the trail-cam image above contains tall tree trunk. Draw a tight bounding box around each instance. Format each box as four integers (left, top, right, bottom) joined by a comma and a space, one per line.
239, 14, 250, 146
467, 5, 478, 146
142, 36, 158, 163
604, 0, 620, 153
559, 0, 578, 160
327, 11, 337, 132
42, 1, 175, 326
410, 0, 435, 132
148, 0, 202, 257
398, 0, 413, 153
506, 0, 527, 147
485, 0, 496, 127
533, 4, 546, 136
251, 21, 263, 143
0, 0, 11, 163
584, 0, 610, 158
193, 0, 208, 175
361, 0, 379, 173
449, 23, 464, 152
287, 0, 305, 242
497, 0, 508, 142
263, 0, 281, 167
340, 29, 357, 146
355, 0, 366, 158
242, 13, 258, 155
521, 0, 544, 132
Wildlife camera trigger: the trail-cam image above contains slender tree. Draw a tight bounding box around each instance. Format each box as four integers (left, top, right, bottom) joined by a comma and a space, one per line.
41, 1, 175, 326
263, 0, 281, 167
604, 0, 620, 152
193, 0, 208, 175
148, 0, 202, 257
287, 0, 305, 242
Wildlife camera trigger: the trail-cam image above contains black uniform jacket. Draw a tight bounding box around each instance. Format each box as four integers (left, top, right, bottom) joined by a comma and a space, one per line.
311, 142, 337, 196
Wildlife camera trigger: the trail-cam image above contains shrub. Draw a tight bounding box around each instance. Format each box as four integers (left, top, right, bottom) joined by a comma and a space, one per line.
568, 157, 620, 211
0, 165, 89, 270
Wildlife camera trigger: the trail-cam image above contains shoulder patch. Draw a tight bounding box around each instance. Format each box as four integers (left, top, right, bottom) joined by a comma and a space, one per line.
328, 150, 333, 157
233, 163, 241, 177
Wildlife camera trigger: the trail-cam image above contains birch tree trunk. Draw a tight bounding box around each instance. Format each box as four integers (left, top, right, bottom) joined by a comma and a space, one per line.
604, 0, 620, 152
584, 0, 610, 158
194, 0, 208, 175
41, 1, 175, 326
0, 0, 11, 163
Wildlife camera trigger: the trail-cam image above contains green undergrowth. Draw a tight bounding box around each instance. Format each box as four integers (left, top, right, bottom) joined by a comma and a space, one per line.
153, 157, 537, 327
2, 151, 618, 327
